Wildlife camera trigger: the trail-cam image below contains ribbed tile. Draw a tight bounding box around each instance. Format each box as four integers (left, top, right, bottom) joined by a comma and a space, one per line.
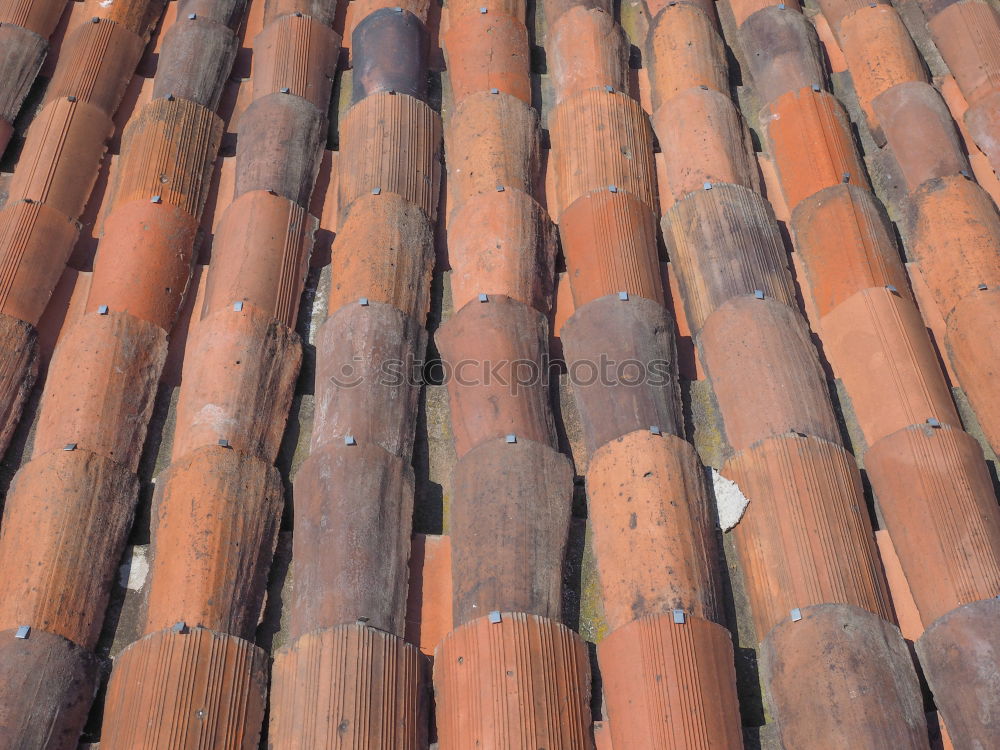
253, 12, 339, 110
0, 313, 36, 459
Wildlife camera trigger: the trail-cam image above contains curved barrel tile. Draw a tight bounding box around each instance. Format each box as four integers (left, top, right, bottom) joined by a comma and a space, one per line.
262, 0, 337, 27
561, 294, 682, 454
586, 431, 720, 630
436, 296, 557, 458
434, 613, 592, 748
945, 288, 1000, 455
928, 0, 1000, 107
0, 0, 68, 35
739, 7, 826, 104
547, 6, 628, 105
443, 9, 530, 105
0, 314, 36, 458
729, 0, 800, 26
646, 3, 728, 110
724, 435, 891, 637
815, 0, 889, 34
761, 604, 929, 749
152, 17, 239, 109
965, 90, 1000, 177
0, 24, 46, 126
253, 12, 340, 109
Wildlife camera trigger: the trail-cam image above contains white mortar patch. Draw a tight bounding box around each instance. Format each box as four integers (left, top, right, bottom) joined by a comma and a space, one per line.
710, 468, 750, 532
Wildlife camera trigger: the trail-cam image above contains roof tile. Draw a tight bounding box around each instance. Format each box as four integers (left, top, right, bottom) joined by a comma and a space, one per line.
647, 3, 728, 110
0, 313, 36, 458
547, 6, 628, 105
739, 6, 825, 103
928, 0, 1000, 106
351, 7, 428, 103
444, 10, 530, 105
945, 288, 1000, 454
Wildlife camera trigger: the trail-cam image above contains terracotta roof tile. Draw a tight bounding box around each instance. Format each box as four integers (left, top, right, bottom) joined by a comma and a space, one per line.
964, 90, 1000, 178
152, 17, 240, 109
443, 9, 530, 105
0, 25, 47, 141
728, 0, 800, 27
761, 604, 928, 746
928, 0, 1000, 107
598, 614, 743, 748
740, 7, 826, 102
945, 288, 1000, 453
0, 314, 36, 457
0, 0, 67, 35
352, 8, 428, 102
646, 3, 728, 109
547, 6, 628, 104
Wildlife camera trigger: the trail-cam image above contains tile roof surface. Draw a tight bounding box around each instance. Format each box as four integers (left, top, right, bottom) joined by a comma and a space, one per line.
0, 0, 998, 746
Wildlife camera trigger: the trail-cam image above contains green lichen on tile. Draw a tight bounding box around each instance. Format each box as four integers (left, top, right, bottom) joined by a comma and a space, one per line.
556, 374, 587, 474
687, 378, 728, 469
569, 518, 609, 645
620, 0, 651, 52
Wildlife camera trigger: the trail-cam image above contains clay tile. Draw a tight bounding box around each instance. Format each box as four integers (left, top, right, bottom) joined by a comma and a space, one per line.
765, 87, 868, 211
337, 92, 442, 221
928, 0, 1000, 106
0, 118, 12, 156
0, 314, 36, 458
587, 431, 720, 629
350, 0, 431, 24
0, 25, 46, 124
7, 97, 113, 219
450, 439, 572, 624
646, 3, 728, 110
549, 87, 657, 217
144, 447, 282, 637
87, 200, 200, 330
235, 93, 327, 206
761, 604, 927, 747
177, 0, 248, 28
263, 0, 337, 27
42, 18, 146, 116
172, 307, 302, 461
253, 15, 340, 113
0, 200, 81, 325
560, 294, 682, 454
405, 533, 453, 655
724, 436, 891, 636
661, 185, 796, 333
101, 627, 269, 747
0, 629, 101, 749
0, 0, 67, 35
559, 190, 663, 308
436, 297, 557, 458
34, 311, 167, 470
739, 7, 825, 104
790, 184, 909, 317
916, 599, 1000, 749
545, 0, 612, 27
450, 0, 527, 17
109, 97, 223, 217
0, 449, 139, 648
352, 8, 428, 103
443, 10, 530, 105
871, 82, 969, 191
945, 289, 1000, 455
151, 17, 238, 110
434, 613, 592, 746
821, 287, 960, 445
701, 297, 841, 450
271, 625, 427, 747
837, 6, 925, 142
911, 175, 1000, 317
548, 7, 628, 105
82, 0, 161, 37
867, 424, 1000, 623
652, 88, 761, 205
815, 0, 887, 33
445, 91, 540, 206
965, 90, 1000, 178
290, 442, 413, 638
598, 615, 743, 749
327, 192, 435, 319
728, 0, 800, 27
448, 189, 557, 312
204, 191, 316, 325
311, 301, 425, 457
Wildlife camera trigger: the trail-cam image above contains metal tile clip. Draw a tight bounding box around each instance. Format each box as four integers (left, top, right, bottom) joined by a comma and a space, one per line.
754, 289, 765, 300
280, 87, 291, 94
790, 608, 802, 622
98, 305, 109, 315
490, 87, 499, 94
650, 426, 662, 435
188, 12, 197, 19
233, 301, 244, 311
64, 443, 77, 451
811, 83, 820, 92
371, 187, 382, 195
172, 621, 188, 633
672, 609, 686, 624
505, 434, 517, 443
618, 291, 629, 301
496, 184, 505, 192
218, 439, 231, 448
978, 283, 989, 291
927, 417, 941, 428
703, 181, 713, 190
885, 284, 898, 294
478, 293, 489, 302
151, 195, 162, 204
359, 297, 369, 306
14, 626, 30, 639
608, 184, 618, 193
345, 435, 357, 446
67, 95, 77, 103
488, 611, 502, 624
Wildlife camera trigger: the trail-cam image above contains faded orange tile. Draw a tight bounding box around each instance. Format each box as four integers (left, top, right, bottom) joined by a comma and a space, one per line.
874, 529, 924, 641
405, 533, 453, 656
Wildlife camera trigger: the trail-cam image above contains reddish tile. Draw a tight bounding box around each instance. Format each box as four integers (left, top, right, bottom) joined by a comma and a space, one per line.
651, 88, 760, 205
725, 435, 891, 636
102, 627, 269, 748
964, 90, 1000, 179
586, 431, 720, 630
81, 0, 160, 36
663, 186, 796, 335
144, 447, 282, 637
873, 81, 970, 192
443, 10, 530, 105
0, 0, 69, 35
740, 7, 826, 104
916, 599, 1000, 750
875, 529, 924, 641
448, 189, 556, 312
928, 0, 1000, 107
559, 190, 662, 308
436, 297, 557, 458
327, 192, 435, 319
252, 12, 340, 108
405, 533, 453, 656
599, 615, 743, 749
821, 287, 960, 445
646, 3, 728, 110
560, 294, 683, 454
867, 423, 1000, 624
271, 625, 426, 747
791, 184, 910, 318
729, 0, 800, 26
548, 6, 628, 105
761, 604, 927, 747
450, 439, 572, 624
815, 0, 888, 35
549, 88, 657, 217
153, 20, 241, 110
765, 87, 869, 211
444, 91, 540, 207
0, 314, 36, 458
434, 613, 591, 747
946, 288, 1000, 454
812, 10, 847, 73
837, 6, 925, 142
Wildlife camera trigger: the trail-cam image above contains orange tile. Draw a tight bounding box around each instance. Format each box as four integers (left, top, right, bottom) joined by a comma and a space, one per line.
812, 10, 847, 72
740, 7, 826, 104
405, 533, 453, 656
729, 0, 800, 27
252, 13, 340, 109
928, 0, 1000, 107
647, 2, 728, 110
548, 6, 628, 105
0, 314, 36, 458
444, 10, 531, 105
945, 288, 1000, 455
874, 529, 924, 641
